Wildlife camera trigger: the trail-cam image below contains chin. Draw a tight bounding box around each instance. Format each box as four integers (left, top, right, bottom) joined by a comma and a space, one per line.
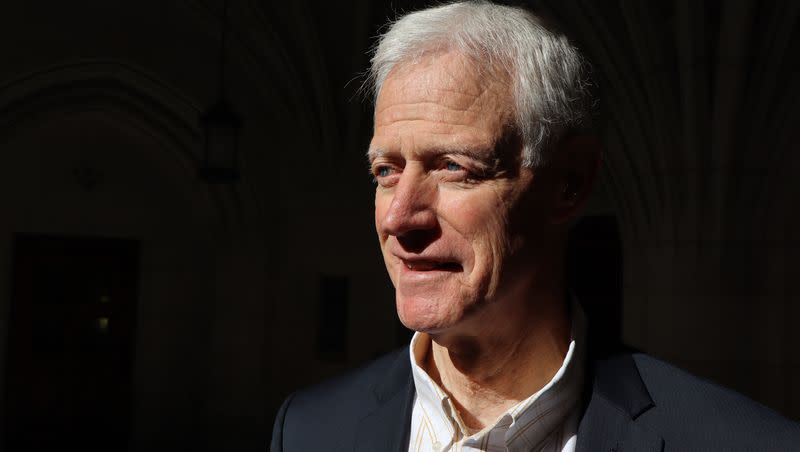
395, 292, 463, 333
396, 295, 434, 332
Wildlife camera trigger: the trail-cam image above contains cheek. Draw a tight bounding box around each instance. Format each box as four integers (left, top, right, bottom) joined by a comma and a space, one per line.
438, 191, 510, 265
467, 203, 514, 298
439, 191, 492, 234
474, 210, 510, 278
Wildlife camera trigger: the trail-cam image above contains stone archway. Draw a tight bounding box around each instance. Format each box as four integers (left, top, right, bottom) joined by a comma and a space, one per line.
0, 62, 268, 449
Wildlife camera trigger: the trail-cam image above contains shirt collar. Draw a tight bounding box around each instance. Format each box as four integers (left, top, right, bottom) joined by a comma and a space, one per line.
408, 297, 587, 451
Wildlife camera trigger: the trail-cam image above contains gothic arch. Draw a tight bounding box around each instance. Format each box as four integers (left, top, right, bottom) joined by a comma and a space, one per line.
0, 59, 270, 447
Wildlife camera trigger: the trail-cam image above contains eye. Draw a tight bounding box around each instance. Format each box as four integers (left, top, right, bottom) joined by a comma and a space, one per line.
371, 164, 399, 186
437, 158, 483, 185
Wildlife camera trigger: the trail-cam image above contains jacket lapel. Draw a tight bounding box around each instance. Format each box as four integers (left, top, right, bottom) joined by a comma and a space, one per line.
576, 352, 664, 452
354, 348, 415, 452
350, 336, 665, 451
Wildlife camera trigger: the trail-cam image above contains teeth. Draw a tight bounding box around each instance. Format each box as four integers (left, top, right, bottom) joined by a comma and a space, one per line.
406, 262, 438, 271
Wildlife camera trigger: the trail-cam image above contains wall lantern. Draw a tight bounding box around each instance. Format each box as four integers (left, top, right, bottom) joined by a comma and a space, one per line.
199, 0, 241, 183
199, 99, 241, 182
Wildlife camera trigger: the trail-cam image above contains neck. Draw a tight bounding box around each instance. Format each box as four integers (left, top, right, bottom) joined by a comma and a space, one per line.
424, 284, 571, 432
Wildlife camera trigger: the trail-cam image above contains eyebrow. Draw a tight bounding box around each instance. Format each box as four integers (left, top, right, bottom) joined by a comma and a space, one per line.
366, 147, 384, 163
366, 145, 494, 164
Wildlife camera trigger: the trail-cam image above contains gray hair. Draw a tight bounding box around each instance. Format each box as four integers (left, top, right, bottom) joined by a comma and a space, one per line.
367, 1, 594, 167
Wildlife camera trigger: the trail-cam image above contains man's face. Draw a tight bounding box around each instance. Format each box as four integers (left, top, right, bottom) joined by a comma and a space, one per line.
369, 51, 554, 335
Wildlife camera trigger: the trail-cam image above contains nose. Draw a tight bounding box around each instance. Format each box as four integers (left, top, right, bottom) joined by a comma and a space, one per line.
379, 169, 438, 239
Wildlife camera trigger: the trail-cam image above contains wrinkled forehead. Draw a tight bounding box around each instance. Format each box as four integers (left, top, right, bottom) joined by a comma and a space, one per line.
369, 51, 521, 166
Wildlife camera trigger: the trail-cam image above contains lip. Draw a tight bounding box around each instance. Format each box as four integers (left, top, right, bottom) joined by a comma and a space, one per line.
396, 256, 462, 278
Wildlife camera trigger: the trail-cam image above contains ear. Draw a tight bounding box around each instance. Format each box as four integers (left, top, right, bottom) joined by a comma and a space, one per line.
549, 134, 602, 224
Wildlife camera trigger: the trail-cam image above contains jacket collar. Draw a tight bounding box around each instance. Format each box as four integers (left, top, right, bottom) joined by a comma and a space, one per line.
354, 348, 415, 452
353, 340, 663, 452
575, 345, 663, 451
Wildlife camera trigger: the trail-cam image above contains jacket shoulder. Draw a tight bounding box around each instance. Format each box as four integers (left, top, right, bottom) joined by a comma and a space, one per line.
631, 353, 800, 448
271, 347, 410, 451
291, 347, 407, 412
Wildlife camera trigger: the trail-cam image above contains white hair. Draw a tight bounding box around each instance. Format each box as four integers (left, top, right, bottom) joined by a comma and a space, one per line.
367, 0, 594, 167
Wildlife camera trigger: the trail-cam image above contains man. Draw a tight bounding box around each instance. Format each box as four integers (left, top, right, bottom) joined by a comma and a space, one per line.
271, 1, 800, 450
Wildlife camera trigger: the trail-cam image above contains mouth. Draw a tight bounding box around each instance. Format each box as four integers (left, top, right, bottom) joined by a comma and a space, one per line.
402, 259, 462, 272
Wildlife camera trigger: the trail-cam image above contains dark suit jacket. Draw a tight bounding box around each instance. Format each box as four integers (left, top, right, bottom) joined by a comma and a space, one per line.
271, 346, 800, 451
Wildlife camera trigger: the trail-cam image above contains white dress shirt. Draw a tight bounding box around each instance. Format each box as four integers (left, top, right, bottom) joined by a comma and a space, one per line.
407, 302, 586, 452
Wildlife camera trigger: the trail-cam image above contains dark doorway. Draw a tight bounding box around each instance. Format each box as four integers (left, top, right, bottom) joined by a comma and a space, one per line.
3, 234, 140, 452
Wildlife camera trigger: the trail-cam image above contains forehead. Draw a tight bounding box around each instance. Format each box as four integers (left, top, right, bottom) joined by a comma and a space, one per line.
376, 51, 503, 112
369, 51, 514, 159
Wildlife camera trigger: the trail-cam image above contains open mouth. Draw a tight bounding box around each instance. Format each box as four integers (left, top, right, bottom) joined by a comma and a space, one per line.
404, 260, 462, 272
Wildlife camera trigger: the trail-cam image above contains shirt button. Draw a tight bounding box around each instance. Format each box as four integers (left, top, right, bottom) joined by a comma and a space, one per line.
433, 440, 442, 450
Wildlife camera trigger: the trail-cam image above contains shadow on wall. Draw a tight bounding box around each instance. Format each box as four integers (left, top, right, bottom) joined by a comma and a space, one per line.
567, 215, 623, 354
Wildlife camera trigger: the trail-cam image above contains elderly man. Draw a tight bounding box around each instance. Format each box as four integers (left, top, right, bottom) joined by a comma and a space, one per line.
271, 1, 800, 451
